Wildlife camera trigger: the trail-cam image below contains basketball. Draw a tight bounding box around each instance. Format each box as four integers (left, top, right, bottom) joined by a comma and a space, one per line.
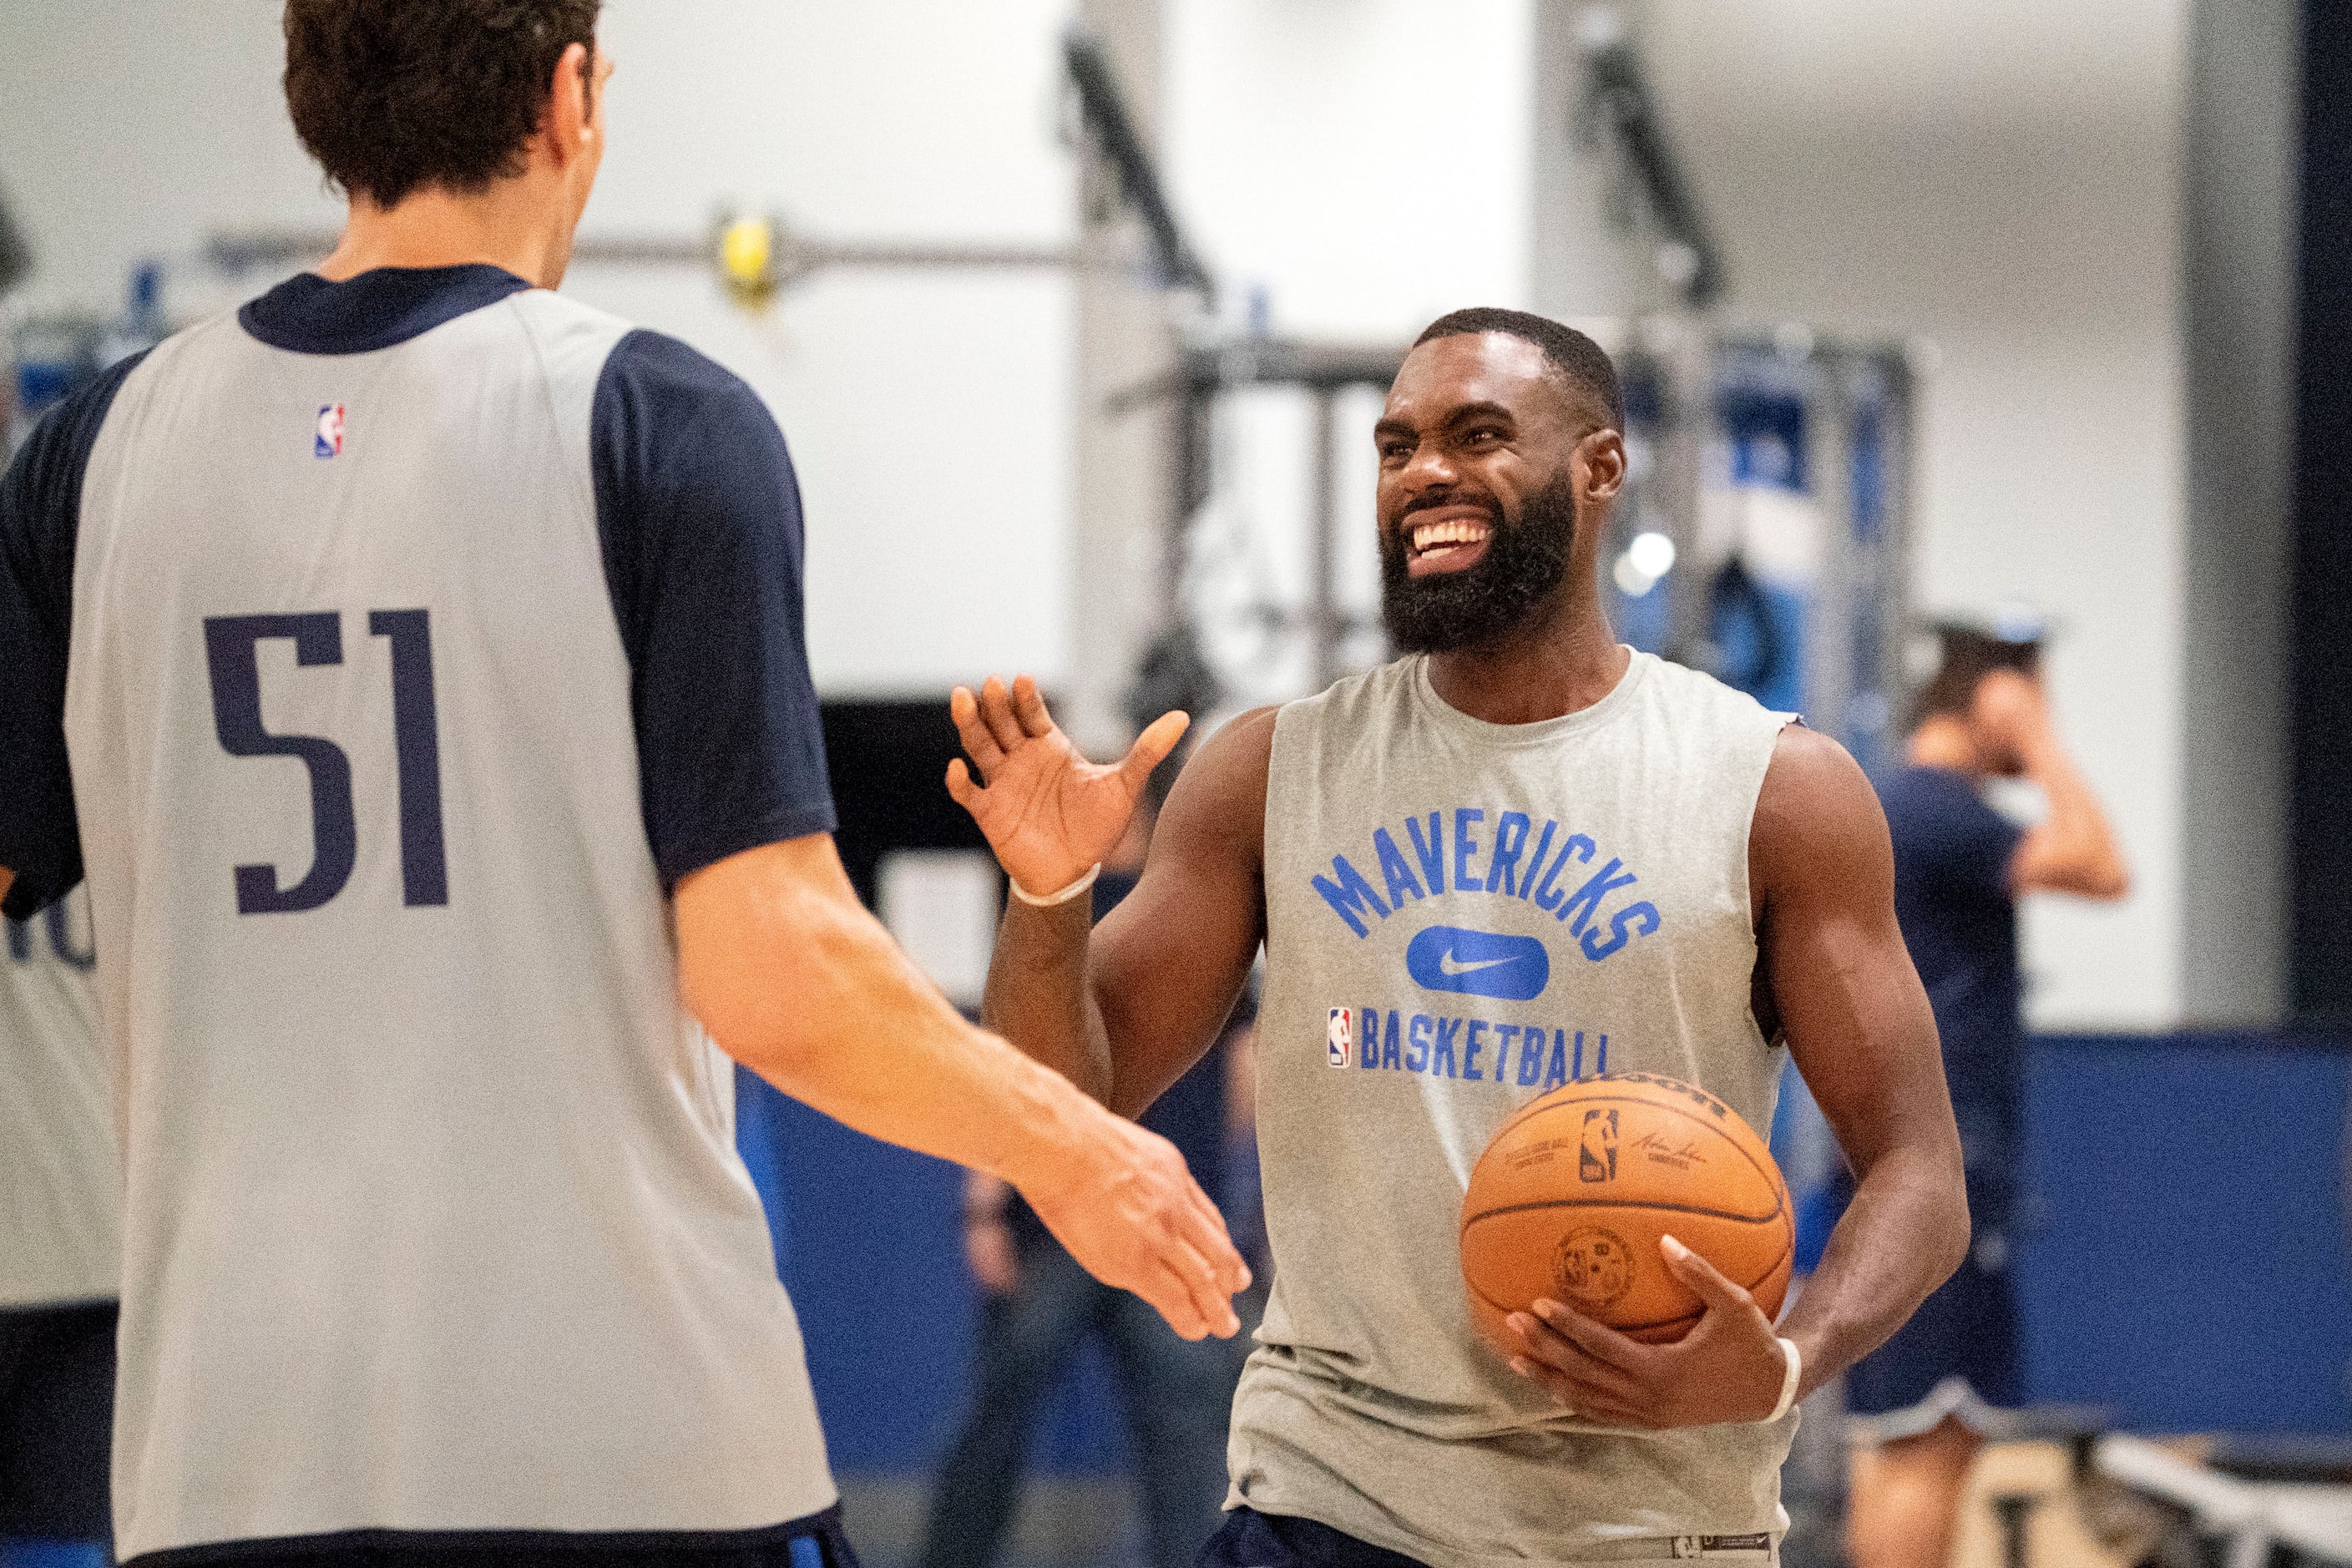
1459, 1073, 1793, 1349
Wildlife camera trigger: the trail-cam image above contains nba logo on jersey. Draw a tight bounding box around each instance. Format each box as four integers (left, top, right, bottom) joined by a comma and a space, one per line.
1326, 1007, 1353, 1068
315, 403, 345, 458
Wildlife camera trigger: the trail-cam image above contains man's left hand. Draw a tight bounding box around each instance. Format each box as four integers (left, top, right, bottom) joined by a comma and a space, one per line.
1505, 1235, 1788, 1428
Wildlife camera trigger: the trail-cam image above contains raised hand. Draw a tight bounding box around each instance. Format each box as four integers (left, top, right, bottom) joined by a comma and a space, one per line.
946, 673, 1191, 896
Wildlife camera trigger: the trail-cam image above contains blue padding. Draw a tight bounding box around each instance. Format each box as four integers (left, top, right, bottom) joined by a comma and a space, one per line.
2017, 1034, 2352, 1433
0, 1540, 111, 1568
735, 1071, 1136, 1474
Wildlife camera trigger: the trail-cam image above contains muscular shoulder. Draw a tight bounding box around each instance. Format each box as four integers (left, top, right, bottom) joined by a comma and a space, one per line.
1748, 724, 1895, 918
1156, 706, 1277, 866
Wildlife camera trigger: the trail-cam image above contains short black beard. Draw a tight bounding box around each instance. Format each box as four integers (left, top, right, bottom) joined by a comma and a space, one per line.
1379, 474, 1578, 655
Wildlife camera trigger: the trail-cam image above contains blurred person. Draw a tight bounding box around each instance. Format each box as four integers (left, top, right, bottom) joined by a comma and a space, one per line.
0, 4, 1246, 1566
944, 309, 1969, 1568
1844, 625, 2129, 1568
0, 891, 113, 1568
918, 757, 1257, 1568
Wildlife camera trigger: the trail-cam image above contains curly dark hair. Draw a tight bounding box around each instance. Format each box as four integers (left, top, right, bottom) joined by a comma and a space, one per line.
284, 0, 601, 208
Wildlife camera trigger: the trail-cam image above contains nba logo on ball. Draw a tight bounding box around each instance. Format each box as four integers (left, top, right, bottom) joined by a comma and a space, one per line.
1326, 1007, 1353, 1069
315, 403, 345, 458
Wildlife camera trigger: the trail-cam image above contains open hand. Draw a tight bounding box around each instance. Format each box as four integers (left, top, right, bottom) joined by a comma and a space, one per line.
946, 674, 1191, 896
1505, 1235, 1788, 1428
1016, 1104, 1250, 1340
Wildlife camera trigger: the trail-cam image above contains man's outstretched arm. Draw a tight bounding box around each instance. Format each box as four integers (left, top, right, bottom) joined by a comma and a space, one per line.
949, 675, 1270, 1120
675, 832, 1249, 1340
1507, 726, 1966, 1427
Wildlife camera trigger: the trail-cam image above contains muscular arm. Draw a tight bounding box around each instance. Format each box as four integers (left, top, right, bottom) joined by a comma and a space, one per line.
676, 833, 1246, 1337
978, 706, 1273, 1119
1753, 727, 1970, 1396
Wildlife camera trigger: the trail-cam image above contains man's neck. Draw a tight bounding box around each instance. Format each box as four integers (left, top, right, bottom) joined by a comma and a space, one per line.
1906, 717, 1982, 780
1422, 582, 1630, 725
316, 185, 568, 290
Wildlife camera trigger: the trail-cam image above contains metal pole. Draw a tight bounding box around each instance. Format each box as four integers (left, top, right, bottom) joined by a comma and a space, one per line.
1657, 318, 1710, 662
1804, 352, 1856, 741
1309, 386, 1340, 693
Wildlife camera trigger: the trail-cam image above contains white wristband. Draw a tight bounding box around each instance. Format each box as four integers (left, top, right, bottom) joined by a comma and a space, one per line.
1009, 862, 1102, 908
1767, 1337, 1802, 1421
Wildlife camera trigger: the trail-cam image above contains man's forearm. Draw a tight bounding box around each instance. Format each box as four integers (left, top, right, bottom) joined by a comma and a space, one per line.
678, 844, 1098, 1188
2020, 736, 2129, 894
981, 898, 1115, 1105
1773, 1143, 1970, 1398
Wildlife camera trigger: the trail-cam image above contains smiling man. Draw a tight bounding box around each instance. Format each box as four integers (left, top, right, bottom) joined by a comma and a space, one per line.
945, 307, 1970, 1567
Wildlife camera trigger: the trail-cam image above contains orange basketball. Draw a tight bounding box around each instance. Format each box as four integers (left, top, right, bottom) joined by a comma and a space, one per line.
1459, 1072, 1793, 1350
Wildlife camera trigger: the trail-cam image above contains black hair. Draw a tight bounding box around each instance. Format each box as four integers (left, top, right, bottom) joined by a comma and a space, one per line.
284, 0, 602, 209
1413, 307, 1624, 430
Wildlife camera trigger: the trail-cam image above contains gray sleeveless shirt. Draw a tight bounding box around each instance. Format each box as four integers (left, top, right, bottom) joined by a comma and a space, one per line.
1232, 650, 1798, 1565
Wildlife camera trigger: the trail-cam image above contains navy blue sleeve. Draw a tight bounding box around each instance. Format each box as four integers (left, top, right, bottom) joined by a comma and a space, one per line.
590, 331, 836, 889
0, 351, 147, 919
1885, 771, 2021, 901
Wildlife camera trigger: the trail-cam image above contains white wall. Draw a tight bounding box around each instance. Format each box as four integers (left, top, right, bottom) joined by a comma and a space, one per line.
0, 0, 1080, 699
1622, 0, 2190, 1029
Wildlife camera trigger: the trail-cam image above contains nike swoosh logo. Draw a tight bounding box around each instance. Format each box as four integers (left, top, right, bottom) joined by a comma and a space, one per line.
1438, 951, 1518, 976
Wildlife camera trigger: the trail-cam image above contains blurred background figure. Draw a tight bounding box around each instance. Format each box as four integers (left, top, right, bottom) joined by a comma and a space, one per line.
1844, 624, 2129, 1568
915, 724, 1257, 1568
0, 891, 114, 1568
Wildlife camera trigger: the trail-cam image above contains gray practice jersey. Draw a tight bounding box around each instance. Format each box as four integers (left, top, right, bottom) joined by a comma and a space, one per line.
0, 268, 841, 1562
1234, 651, 1797, 1565
1, 886, 117, 1310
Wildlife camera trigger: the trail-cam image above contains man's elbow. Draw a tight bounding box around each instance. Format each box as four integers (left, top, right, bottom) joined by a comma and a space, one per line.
1919, 1149, 1973, 1291
678, 868, 867, 1085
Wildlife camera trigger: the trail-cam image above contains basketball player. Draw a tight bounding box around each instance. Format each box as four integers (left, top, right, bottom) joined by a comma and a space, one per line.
1, 889, 114, 1568
1844, 625, 2128, 1568
948, 309, 1970, 1565
0, 4, 1244, 1565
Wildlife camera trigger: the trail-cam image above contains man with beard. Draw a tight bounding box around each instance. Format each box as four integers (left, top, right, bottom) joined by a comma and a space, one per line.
945, 308, 1969, 1567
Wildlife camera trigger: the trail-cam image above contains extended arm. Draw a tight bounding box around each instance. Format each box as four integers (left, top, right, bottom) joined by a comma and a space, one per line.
675, 833, 1247, 1338
950, 676, 1270, 1120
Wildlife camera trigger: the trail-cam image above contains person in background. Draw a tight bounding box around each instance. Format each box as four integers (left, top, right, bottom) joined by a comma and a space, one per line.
1844, 623, 2130, 1568
918, 740, 1257, 1568
0, 890, 113, 1568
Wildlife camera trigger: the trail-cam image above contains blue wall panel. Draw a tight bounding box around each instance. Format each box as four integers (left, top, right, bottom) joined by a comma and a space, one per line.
2016, 1034, 2352, 1433
737, 1074, 1135, 1475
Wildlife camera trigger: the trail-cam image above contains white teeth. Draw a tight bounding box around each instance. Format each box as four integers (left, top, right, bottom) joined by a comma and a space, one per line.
1411, 518, 1491, 554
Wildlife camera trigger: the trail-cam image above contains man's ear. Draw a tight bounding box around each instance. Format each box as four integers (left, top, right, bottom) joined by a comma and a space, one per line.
1580, 429, 1628, 505
543, 40, 595, 167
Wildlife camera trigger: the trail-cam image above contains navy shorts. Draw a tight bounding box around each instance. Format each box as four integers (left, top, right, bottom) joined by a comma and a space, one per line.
1196, 1508, 1430, 1568
124, 1508, 860, 1568
0, 1300, 117, 1540
1843, 1178, 2023, 1439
